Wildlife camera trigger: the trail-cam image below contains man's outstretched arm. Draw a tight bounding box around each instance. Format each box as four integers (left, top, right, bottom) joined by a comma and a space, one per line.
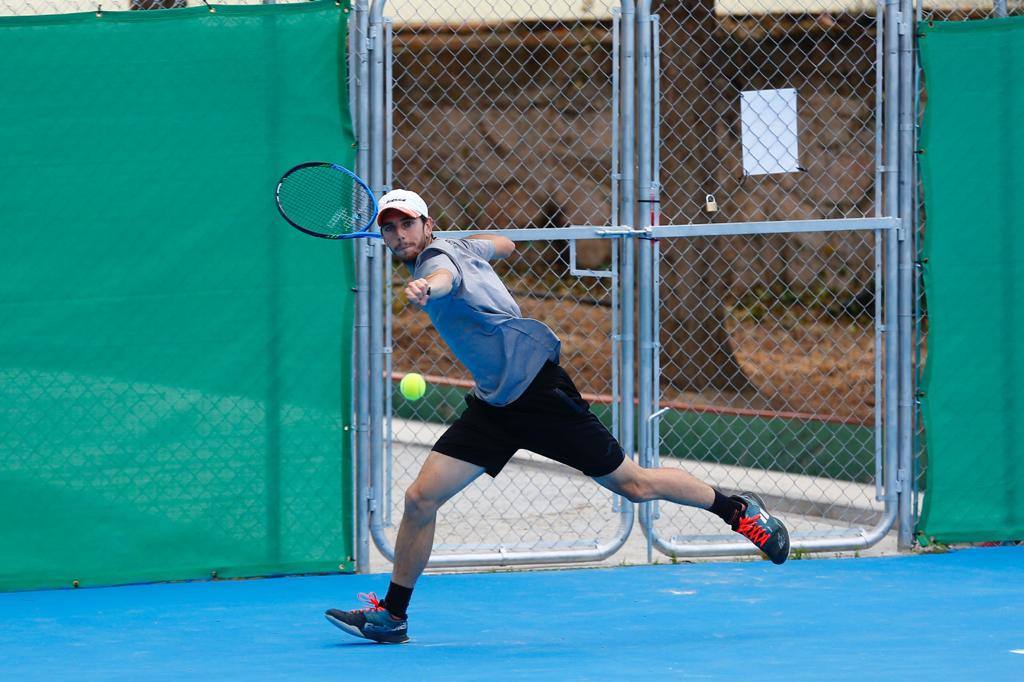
468, 233, 516, 259
405, 268, 454, 307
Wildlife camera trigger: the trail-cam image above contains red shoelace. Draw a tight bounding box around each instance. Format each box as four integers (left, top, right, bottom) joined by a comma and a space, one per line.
354, 592, 387, 612
737, 514, 771, 548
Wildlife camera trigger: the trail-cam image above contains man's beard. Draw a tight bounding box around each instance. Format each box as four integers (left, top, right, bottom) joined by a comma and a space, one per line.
396, 232, 431, 263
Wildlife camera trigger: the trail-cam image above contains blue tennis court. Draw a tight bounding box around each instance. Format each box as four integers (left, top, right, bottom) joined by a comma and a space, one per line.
3, 547, 1022, 680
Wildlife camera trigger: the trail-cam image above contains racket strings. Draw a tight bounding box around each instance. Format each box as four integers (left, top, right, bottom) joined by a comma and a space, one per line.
278, 165, 375, 236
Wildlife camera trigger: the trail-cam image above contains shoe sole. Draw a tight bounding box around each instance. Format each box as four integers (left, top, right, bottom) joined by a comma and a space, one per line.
325, 614, 409, 644
738, 491, 790, 565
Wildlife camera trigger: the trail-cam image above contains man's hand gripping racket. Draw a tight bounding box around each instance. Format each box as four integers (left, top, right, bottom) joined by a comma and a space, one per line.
405, 279, 432, 308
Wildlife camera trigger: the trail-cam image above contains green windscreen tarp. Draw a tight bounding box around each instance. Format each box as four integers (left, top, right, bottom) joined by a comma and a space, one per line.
0, 1, 355, 591
918, 17, 1024, 543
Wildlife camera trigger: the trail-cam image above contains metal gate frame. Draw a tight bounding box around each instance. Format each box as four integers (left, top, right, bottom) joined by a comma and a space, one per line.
352, 0, 639, 571
351, 0, 918, 571
631, 0, 912, 556
639, 218, 898, 558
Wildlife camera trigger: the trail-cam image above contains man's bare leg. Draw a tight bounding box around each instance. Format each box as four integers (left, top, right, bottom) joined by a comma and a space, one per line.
594, 456, 714, 508
391, 451, 485, 587
595, 457, 790, 564
325, 451, 484, 642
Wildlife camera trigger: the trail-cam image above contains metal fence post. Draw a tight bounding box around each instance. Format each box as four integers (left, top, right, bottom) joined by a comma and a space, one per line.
367, 0, 389, 562
619, 0, 636, 476
897, 0, 917, 549
635, 0, 654, 562
353, 0, 372, 573
883, 0, 903, 550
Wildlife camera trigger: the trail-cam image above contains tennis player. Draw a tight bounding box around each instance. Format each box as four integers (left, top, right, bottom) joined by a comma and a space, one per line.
326, 189, 790, 644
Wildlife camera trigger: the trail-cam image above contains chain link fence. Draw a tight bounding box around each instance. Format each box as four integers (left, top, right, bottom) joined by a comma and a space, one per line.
384, 238, 627, 558
647, 229, 884, 553
387, 2, 618, 233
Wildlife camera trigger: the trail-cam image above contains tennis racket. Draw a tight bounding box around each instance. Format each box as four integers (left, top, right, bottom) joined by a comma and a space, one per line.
275, 162, 381, 239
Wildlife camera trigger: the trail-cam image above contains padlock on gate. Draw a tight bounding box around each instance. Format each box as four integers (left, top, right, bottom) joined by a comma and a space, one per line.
704, 193, 718, 213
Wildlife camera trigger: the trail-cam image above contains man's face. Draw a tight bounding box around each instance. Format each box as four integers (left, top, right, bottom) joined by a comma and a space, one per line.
380, 209, 433, 262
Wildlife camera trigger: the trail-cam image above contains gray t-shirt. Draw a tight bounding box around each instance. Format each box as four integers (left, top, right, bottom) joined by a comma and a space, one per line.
411, 237, 561, 406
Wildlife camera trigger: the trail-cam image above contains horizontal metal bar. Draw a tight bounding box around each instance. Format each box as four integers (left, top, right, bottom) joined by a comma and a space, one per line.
435, 225, 630, 242
648, 504, 896, 558
436, 219, 897, 243
371, 503, 635, 568
415, 545, 623, 568
652, 217, 898, 239
435, 539, 600, 552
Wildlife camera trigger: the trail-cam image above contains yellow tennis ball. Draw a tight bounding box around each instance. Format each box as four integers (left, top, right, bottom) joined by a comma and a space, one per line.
399, 373, 427, 401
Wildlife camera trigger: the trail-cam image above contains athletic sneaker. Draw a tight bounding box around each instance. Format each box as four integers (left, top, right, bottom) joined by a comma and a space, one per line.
731, 492, 790, 565
325, 592, 409, 644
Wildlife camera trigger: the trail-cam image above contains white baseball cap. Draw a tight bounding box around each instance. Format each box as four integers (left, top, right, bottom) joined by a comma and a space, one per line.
376, 189, 429, 225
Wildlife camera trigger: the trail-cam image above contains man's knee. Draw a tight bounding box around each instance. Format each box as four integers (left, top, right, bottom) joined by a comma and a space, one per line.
403, 482, 443, 519
401, 451, 483, 521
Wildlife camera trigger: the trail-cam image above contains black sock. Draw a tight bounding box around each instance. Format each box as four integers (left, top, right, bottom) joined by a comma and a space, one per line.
709, 489, 744, 528
383, 581, 413, 619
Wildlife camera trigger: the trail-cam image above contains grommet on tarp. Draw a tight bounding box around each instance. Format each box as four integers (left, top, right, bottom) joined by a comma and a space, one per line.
202, 0, 216, 12
95, 4, 102, 17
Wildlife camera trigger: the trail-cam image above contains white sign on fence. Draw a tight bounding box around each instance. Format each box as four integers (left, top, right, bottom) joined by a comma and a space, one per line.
740, 88, 800, 176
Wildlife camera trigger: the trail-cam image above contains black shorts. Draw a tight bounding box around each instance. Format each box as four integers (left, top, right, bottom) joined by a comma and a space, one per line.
432, 361, 625, 478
